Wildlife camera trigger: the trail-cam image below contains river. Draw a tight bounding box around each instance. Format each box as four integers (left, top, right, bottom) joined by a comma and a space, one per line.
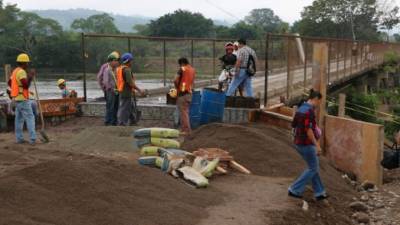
0, 80, 167, 100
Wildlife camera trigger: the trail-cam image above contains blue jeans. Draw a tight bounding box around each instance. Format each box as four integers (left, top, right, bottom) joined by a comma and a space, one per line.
105, 90, 119, 125
15, 101, 36, 143
289, 145, 326, 197
30, 100, 38, 118
226, 69, 253, 97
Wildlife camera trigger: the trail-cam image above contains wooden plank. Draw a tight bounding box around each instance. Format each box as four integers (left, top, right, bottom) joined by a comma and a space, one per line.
230, 160, 251, 174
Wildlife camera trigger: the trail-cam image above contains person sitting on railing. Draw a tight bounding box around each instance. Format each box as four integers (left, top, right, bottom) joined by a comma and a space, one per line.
218, 42, 237, 92
226, 38, 257, 97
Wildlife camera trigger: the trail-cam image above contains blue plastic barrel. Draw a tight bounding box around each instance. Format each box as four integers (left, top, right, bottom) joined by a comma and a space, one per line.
189, 91, 201, 129
200, 88, 226, 125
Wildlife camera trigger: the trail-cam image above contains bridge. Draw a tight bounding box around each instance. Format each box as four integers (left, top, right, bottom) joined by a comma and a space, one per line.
256, 34, 400, 106
78, 33, 400, 106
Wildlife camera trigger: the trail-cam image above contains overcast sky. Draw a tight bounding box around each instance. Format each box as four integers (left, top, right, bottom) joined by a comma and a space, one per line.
5, 0, 317, 24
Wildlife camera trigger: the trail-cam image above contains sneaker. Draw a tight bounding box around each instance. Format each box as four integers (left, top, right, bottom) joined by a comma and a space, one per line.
288, 191, 303, 199
316, 194, 329, 201
16, 140, 27, 144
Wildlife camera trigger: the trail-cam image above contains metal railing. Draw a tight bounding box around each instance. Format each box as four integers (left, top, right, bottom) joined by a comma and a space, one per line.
81, 33, 266, 101
263, 33, 400, 106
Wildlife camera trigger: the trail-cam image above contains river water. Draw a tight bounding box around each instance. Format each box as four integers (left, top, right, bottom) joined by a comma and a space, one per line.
0, 80, 167, 100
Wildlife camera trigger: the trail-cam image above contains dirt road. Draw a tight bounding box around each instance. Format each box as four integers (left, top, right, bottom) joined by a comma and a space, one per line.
0, 117, 398, 225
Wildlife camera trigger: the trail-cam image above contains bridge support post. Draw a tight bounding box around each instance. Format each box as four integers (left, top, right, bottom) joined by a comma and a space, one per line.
4, 64, 11, 83
338, 94, 346, 117
312, 42, 328, 146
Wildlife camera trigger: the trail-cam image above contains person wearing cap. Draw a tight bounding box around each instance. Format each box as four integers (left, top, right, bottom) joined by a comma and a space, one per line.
57, 79, 77, 98
8, 53, 36, 145
218, 42, 237, 91
227, 38, 257, 97
116, 53, 144, 126
97, 51, 120, 125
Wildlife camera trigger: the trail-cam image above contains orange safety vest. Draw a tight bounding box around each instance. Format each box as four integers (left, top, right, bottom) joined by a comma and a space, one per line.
10, 67, 29, 100
178, 65, 195, 94
116, 65, 128, 92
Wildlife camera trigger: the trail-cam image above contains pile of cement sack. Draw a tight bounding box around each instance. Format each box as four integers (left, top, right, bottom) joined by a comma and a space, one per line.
134, 128, 219, 188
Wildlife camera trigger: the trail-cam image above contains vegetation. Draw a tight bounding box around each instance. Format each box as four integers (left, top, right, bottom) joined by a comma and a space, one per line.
1, 0, 399, 76
291, 0, 400, 41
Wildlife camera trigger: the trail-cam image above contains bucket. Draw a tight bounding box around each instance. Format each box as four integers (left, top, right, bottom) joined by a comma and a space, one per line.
190, 91, 201, 129
200, 88, 226, 125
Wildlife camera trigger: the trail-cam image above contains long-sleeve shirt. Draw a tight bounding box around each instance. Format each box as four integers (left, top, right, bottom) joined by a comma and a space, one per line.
97, 63, 117, 92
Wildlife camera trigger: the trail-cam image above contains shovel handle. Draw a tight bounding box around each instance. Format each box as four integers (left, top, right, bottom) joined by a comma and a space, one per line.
32, 77, 45, 130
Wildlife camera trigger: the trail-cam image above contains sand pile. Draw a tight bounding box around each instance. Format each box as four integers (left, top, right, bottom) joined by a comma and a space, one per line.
183, 123, 357, 225
0, 155, 222, 225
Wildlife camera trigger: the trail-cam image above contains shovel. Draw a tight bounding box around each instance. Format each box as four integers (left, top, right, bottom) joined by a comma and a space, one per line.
32, 76, 49, 143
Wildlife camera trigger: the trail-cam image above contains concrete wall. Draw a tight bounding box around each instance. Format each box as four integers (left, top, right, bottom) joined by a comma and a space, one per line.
325, 115, 383, 186
80, 102, 253, 124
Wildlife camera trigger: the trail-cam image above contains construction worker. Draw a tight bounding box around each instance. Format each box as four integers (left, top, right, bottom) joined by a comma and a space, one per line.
97, 52, 120, 125
289, 89, 328, 201
116, 53, 144, 126
57, 79, 77, 98
174, 57, 195, 135
9, 53, 36, 144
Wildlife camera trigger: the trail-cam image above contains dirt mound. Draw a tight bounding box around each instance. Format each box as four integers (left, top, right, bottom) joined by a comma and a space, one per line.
183, 123, 303, 177
183, 123, 356, 225
59, 126, 136, 155
0, 156, 222, 225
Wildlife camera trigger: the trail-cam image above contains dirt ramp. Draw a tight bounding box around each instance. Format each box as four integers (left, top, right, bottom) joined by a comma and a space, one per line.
183, 123, 357, 225
0, 156, 222, 225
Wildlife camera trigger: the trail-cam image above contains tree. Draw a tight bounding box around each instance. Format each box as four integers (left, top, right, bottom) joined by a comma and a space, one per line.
71, 13, 119, 33
378, 0, 400, 41
214, 25, 232, 39
229, 21, 262, 40
147, 10, 214, 38
394, 33, 400, 42
133, 24, 150, 35
245, 8, 288, 33
297, 0, 382, 41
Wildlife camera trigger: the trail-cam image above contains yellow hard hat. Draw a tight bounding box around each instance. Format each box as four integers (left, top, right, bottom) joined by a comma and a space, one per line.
16, 53, 30, 63
57, 79, 66, 86
169, 88, 177, 98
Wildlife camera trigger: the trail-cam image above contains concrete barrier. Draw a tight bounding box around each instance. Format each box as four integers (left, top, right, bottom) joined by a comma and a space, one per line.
252, 105, 384, 186
80, 102, 253, 124
324, 115, 383, 186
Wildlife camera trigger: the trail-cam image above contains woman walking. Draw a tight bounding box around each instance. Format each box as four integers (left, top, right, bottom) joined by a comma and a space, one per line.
288, 89, 328, 201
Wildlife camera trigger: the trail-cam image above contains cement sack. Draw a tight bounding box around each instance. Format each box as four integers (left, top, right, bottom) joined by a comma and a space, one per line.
140, 146, 162, 156
192, 157, 220, 178
138, 156, 158, 166
176, 166, 209, 188
158, 148, 190, 158
134, 128, 180, 138
136, 137, 180, 149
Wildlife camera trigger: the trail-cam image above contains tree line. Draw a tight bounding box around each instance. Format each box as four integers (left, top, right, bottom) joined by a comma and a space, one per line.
0, 0, 399, 72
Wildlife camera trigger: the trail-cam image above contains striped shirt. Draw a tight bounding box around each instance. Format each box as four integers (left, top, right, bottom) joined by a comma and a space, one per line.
237, 46, 257, 68
292, 102, 317, 145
